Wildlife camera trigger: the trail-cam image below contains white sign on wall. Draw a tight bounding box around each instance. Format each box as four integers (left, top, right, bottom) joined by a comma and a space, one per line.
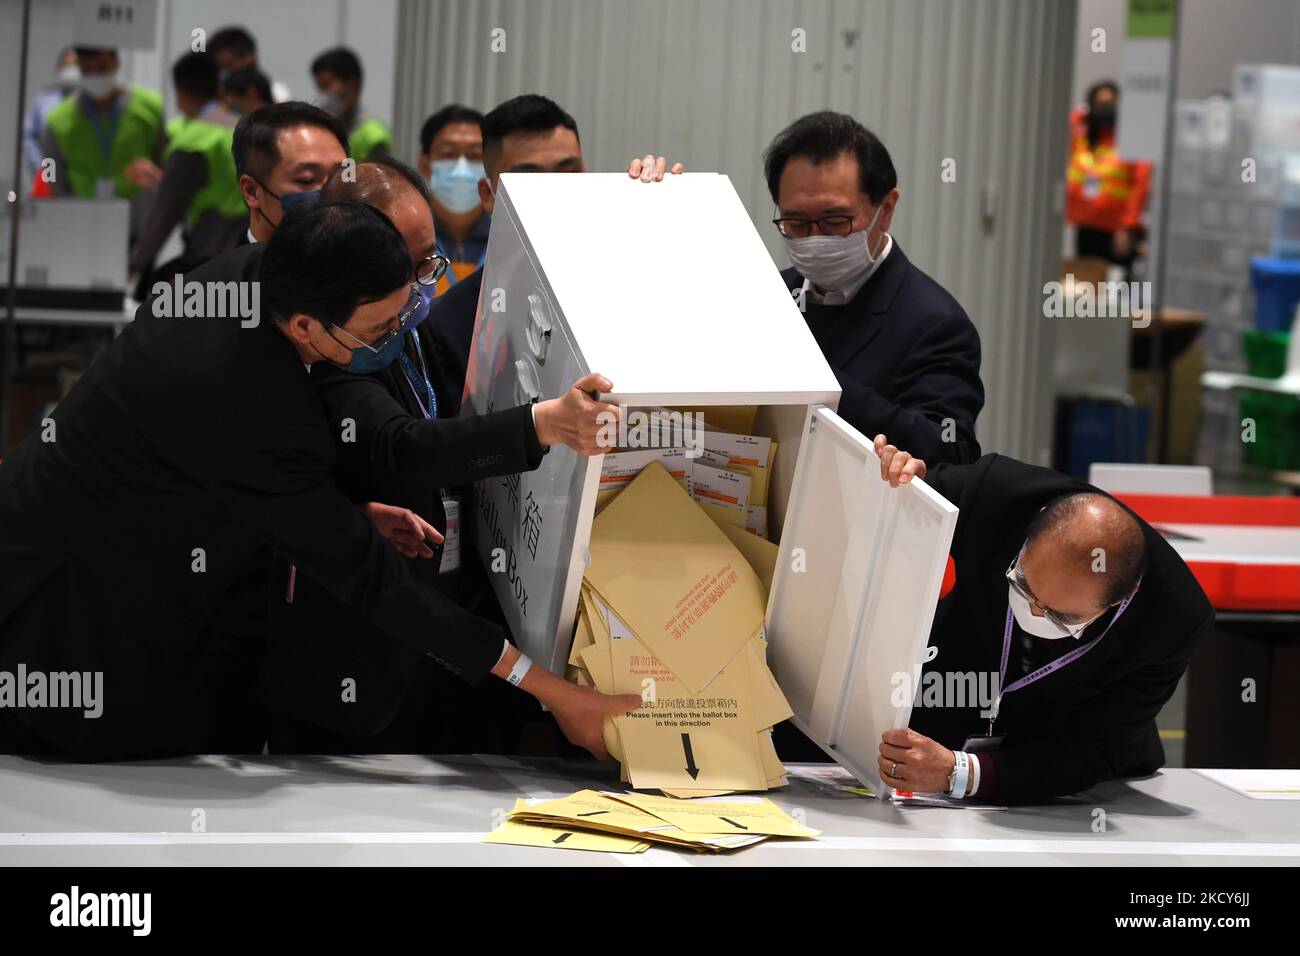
73, 0, 158, 51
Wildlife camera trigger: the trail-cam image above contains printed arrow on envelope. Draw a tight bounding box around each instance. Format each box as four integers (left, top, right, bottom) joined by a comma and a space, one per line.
682, 733, 700, 780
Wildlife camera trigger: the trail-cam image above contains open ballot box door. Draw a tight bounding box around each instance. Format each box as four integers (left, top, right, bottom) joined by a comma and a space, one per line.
462, 173, 957, 793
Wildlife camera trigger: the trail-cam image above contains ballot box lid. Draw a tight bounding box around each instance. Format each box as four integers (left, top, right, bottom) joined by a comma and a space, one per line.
766, 407, 958, 795
496, 172, 841, 407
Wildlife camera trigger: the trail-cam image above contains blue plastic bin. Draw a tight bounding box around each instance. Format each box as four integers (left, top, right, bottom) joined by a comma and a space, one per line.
1250, 257, 1300, 333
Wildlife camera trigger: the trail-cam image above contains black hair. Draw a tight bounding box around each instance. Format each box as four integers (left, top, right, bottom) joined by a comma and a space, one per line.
261, 200, 412, 330
209, 27, 257, 60
480, 94, 580, 165
73, 46, 117, 59
420, 104, 484, 155
172, 51, 219, 102
321, 154, 436, 216
223, 66, 272, 106
1025, 492, 1148, 607
763, 110, 897, 205
232, 101, 348, 180
312, 46, 363, 85
1086, 80, 1119, 112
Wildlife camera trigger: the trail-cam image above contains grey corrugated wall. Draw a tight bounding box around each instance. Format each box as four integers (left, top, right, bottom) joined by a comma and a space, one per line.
392, 0, 1076, 462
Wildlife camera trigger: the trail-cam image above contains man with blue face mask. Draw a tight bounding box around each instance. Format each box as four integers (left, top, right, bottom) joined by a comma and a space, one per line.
261, 158, 630, 754
764, 111, 984, 467
0, 201, 639, 761
234, 102, 350, 244
417, 104, 490, 296
863, 436, 1213, 805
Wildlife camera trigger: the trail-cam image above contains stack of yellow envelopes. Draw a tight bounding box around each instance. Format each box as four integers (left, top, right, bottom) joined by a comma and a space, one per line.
566, 460, 793, 796
482, 790, 818, 853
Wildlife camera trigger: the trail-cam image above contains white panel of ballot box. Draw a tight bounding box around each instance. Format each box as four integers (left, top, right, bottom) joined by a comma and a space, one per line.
460, 172, 957, 793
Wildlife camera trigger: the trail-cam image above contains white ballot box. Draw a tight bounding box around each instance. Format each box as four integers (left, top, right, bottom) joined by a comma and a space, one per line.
462, 172, 957, 793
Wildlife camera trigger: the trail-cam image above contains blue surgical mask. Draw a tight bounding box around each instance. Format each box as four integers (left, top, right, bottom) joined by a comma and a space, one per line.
253, 177, 321, 231
325, 286, 427, 374
344, 327, 409, 373
427, 157, 485, 215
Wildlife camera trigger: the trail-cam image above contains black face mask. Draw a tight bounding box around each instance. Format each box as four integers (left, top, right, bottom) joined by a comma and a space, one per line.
1089, 103, 1117, 128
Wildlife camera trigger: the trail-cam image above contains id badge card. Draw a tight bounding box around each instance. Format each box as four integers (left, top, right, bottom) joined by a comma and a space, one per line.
438, 495, 461, 574
963, 735, 1004, 753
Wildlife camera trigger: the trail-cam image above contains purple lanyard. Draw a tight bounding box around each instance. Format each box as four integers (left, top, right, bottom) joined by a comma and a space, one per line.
988, 579, 1140, 728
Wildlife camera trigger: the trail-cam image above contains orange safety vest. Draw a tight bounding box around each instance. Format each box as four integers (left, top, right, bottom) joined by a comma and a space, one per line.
1065, 106, 1151, 232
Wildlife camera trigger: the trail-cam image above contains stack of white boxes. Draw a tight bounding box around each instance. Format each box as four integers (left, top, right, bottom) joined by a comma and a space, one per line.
1166, 64, 1300, 470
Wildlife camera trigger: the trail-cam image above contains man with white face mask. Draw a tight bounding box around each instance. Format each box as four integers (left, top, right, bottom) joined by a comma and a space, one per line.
42, 46, 165, 200
763, 111, 984, 465
867, 437, 1213, 805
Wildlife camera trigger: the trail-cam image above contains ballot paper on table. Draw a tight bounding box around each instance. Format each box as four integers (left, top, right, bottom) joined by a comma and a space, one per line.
1195, 768, 1300, 800
584, 461, 766, 693
483, 800, 651, 853
605, 792, 820, 838
501, 791, 770, 851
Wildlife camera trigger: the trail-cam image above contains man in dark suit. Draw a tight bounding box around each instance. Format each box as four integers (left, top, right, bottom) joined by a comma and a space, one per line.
0, 201, 638, 760
261, 158, 616, 752
870, 436, 1213, 804
763, 111, 984, 465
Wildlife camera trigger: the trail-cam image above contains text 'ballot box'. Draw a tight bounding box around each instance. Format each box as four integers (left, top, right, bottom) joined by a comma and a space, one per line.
461, 173, 957, 792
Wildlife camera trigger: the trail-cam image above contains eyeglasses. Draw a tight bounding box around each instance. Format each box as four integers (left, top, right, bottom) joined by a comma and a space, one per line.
328, 284, 423, 354
414, 253, 452, 287
772, 207, 870, 238
1005, 555, 1106, 637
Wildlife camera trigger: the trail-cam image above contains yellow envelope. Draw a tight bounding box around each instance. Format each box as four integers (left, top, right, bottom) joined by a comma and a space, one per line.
484, 818, 649, 853
744, 638, 793, 731
586, 462, 765, 692
714, 521, 779, 600
609, 793, 820, 838
669, 405, 758, 436
609, 637, 768, 792
697, 497, 745, 529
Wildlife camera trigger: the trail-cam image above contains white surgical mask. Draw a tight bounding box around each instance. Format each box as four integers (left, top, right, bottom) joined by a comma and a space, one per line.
782, 204, 885, 297
1007, 584, 1079, 640
80, 71, 117, 100
316, 89, 345, 119
57, 64, 81, 89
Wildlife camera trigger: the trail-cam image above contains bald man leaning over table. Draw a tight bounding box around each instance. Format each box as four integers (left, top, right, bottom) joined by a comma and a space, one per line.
869, 435, 1213, 805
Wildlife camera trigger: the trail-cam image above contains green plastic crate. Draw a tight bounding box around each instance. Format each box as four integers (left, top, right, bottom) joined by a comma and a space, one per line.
1243, 329, 1291, 379
1240, 389, 1300, 470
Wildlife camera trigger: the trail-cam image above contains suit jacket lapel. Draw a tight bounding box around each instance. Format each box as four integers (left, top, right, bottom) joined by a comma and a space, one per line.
801, 242, 912, 368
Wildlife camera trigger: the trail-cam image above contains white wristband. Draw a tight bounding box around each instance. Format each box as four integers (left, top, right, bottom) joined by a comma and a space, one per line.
968, 753, 981, 798
507, 651, 534, 687
948, 750, 970, 798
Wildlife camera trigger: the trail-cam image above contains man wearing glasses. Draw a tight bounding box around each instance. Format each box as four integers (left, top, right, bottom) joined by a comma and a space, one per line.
763, 111, 984, 466
865, 436, 1213, 805
0, 201, 638, 761
259, 158, 621, 753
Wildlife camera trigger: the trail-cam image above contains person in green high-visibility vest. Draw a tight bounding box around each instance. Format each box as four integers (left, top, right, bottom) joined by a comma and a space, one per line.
41, 46, 165, 200
129, 52, 248, 289
310, 46, 392, 162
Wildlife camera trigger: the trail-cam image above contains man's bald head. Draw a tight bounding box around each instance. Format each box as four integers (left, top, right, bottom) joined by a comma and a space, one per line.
1024, 493, 1147, 610
321, 157, 437, 269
